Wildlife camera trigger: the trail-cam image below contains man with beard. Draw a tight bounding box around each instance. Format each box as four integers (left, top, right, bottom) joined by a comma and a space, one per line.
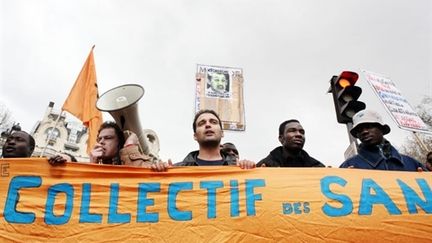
339, 110, 426, 171
175, 109, 255, 169
207, 72, 229, 96
2, 131, 35, 158
257, 119, 325, 167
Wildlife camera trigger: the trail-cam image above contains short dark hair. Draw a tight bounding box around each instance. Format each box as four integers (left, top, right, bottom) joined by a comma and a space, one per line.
278, 119, 300, 136
427, 151, 432, 160
98, 121, 125, 152
222, 142, 239, 156
193, 109, 222, 132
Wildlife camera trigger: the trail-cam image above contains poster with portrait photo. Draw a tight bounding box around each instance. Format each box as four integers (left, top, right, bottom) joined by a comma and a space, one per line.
205, 70, 231, 99
195, 64, 245, 131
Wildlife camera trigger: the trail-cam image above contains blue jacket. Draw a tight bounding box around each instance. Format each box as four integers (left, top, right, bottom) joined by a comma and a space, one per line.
340, 141, 427, 171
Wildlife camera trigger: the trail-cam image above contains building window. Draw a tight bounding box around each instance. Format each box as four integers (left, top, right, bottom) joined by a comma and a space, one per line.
45, 127, 60, 143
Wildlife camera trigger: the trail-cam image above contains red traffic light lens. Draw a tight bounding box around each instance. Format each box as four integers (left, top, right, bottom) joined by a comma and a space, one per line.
337, 71, 359, 88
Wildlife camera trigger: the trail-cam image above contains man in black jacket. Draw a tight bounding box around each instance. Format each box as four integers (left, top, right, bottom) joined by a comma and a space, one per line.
257, 119, 325, 167
175, 109, 255, 169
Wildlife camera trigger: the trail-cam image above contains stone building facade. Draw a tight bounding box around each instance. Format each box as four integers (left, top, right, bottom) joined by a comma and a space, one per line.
31, 102, 89, 161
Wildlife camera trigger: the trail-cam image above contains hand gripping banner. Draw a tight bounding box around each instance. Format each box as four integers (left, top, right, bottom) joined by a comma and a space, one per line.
0, 158, 431, 242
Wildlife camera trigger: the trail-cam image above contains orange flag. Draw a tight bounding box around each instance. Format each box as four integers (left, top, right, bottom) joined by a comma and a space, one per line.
62, 46, 102, 153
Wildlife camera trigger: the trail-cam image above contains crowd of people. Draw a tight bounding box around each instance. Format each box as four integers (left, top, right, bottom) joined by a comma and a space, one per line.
1, 109, 430, 172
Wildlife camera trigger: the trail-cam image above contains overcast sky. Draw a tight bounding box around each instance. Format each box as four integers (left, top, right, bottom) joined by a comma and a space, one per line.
1, 0, 431, 166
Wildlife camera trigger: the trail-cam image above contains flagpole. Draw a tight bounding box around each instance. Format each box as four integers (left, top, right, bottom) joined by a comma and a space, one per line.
39, 110, 64, 157
412, 131, 430, 153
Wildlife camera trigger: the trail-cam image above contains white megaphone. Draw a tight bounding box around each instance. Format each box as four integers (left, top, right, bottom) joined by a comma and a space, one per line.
96, 84, 160, 161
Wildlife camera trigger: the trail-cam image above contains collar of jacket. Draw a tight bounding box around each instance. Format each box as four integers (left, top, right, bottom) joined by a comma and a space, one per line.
271, 146, 310, 162
358, 140, 404, 168
183, 150, 234, 165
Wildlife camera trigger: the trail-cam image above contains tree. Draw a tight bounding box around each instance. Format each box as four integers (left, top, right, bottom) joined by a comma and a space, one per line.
401, 96, 432, 164
0, 103, 14, 134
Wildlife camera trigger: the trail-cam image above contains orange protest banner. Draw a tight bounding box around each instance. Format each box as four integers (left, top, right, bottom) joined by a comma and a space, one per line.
0, 158, 430, 242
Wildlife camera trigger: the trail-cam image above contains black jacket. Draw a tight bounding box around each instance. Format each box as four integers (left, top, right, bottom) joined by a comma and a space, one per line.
174, 150, 237, 166
257, 146, 325, 167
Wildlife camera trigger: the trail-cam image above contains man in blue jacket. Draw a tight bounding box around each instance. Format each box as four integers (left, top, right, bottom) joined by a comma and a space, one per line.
340, 110, 427, 171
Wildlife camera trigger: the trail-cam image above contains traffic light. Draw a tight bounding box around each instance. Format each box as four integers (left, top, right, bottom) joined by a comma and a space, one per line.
328, 71, 366, 124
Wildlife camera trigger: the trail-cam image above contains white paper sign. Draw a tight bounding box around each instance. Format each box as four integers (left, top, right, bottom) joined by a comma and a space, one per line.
363, 70, 430, 134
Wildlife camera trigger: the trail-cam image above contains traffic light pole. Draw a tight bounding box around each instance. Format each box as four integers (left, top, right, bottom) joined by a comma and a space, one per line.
346, 122, 358, 146
343, 122, 359, 159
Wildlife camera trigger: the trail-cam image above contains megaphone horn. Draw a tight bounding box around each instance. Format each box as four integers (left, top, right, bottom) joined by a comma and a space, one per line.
96, 84, 159, 159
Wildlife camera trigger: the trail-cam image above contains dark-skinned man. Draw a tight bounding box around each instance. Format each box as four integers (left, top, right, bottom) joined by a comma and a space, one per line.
221, 142, 239, 160
339, 110, 426, 171
257, 119, 325, 167
2, 131, 35, 158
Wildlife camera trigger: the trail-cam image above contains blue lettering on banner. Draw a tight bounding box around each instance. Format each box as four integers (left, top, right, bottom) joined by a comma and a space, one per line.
283, 203, 293, 214
359, 179, 401, 215
303, 202, 310, 213
108, 183, 131, 223
4, 176, 41, 223
4, 173, 430, 226
45, 183, 74, 225
282, 202, 310, 215
230, 180, 240, 217
200, 181, 224, 219
79, 183, 102, 223
168, 182, 193, 221
137, 183, 161, 223
245, 179, 265, 216
293, 202, 302, 214
321, 176, 353, 217
397, 179, 432, 214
